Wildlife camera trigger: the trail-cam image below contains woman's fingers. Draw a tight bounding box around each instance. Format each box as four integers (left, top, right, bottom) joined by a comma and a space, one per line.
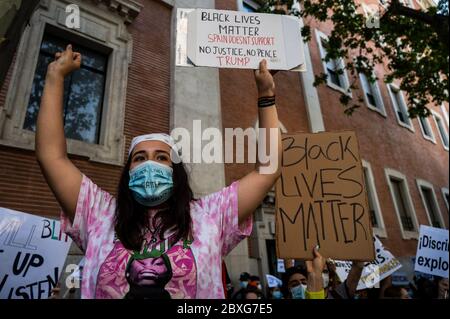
313, 245, 321, 258
260, 59, 267, 72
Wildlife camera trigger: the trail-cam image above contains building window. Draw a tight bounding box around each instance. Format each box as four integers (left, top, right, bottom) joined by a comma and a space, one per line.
385, 168, 419, 238
432, 111, 449, 150
316, 30, 351, 94
417, 115, 436, 143
362, 160, 387, 237
391, 179, 415, 231
442, 188, 449, 211
237, 0, 259, 12
440, 103, 449, 126
0, 0, 135, 166
23, 33, 108, 144
401, 0, 413, 7
388, 84, 413, 131
416, 0, 435, 10
417, 180, 445, 228
359, 72, 386, 115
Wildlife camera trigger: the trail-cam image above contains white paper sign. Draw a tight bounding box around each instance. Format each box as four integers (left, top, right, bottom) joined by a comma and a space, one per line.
277, 259, 286, 273
266, 274, 282, 288
181, 8, 306, 71
0, 207, 72, 299
334, 236, 402, 290
414, 225, 449, 278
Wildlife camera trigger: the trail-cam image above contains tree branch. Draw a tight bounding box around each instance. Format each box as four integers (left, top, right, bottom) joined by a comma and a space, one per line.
382, 0, 449, 52
388, 0, 435, 25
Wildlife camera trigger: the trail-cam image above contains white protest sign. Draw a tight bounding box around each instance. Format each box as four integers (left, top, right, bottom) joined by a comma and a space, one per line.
0, 207, 72, 299
181, 8, 306, 71
414, 225, 449, 278
266, 274, 282, 288
277, 259, 286, 273
334, 236, 402, 290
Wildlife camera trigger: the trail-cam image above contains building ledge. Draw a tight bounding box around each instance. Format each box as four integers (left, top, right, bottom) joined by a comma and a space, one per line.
93, 0, 143, 24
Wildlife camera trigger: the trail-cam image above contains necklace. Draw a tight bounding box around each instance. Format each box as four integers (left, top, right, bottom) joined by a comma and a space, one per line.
147, 222, 162, 244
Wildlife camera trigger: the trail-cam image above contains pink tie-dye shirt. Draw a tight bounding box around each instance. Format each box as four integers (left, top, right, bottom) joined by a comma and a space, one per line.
61, 174, 252, 299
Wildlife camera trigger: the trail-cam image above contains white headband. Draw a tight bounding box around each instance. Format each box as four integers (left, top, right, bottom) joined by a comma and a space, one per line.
128, 133, 179, 158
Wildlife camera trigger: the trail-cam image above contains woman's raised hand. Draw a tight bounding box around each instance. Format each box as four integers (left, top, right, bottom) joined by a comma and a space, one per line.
254, 59, 276, 98
47, 44, 81, 78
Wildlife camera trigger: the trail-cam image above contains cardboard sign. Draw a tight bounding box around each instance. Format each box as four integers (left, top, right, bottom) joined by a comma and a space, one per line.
0, 207, 72, 299
181, 8, 306, 71
414, 225, 449, 278
333, 237, 402, 290
275, 131, 374, 260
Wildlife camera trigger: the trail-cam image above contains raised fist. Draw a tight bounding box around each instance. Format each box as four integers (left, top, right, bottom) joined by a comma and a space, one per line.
47, 44, 81, 78
254, 59, 276, 98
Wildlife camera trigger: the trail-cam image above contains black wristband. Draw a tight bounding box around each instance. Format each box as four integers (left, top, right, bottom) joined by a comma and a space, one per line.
258, 96, 276, 108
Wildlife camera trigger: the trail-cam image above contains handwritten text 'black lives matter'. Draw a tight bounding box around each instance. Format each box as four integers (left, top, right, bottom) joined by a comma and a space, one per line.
199, 12, 278, 67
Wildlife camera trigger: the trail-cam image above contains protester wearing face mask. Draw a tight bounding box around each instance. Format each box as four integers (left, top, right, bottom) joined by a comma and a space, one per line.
266, 274, 284, 299
36, 45, 282, 299
232, 272, 251, 299
239, 272, 250, 289
248, 275, 262, 290
281, 265, 308, 299
269, 287, 284, 299
280, 247, 326, 299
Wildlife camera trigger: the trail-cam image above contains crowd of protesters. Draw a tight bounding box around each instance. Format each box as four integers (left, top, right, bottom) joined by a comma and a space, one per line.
223, 248, 449, 300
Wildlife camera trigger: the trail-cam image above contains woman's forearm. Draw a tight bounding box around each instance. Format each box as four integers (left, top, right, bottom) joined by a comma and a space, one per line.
35, 72, 68, 162
257, 105, 282, 176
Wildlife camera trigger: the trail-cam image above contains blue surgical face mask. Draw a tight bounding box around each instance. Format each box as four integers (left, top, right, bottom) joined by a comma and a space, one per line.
128, 160, 173, 207
290, 284, 306, 299
240, 281, 248, 289
272, 290, 283, 299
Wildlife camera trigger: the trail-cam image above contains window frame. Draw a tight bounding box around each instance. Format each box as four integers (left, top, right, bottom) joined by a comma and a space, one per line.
387, 84, 415, 132
0, 0, 133, 166
417, 115, 436, 144
237, 0, 260, 12
315, 30, 352, 96
442, 187, 449, 211
398, 0, 415, 8
378, 0, 389, 9
416, 179, 446, 229
432, 110, 449, 151
24, 31, 110, 145
440, 103, 449, 127
359, 71, 386, 116
385, 168, 419, 239
362, 160, 387, 238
